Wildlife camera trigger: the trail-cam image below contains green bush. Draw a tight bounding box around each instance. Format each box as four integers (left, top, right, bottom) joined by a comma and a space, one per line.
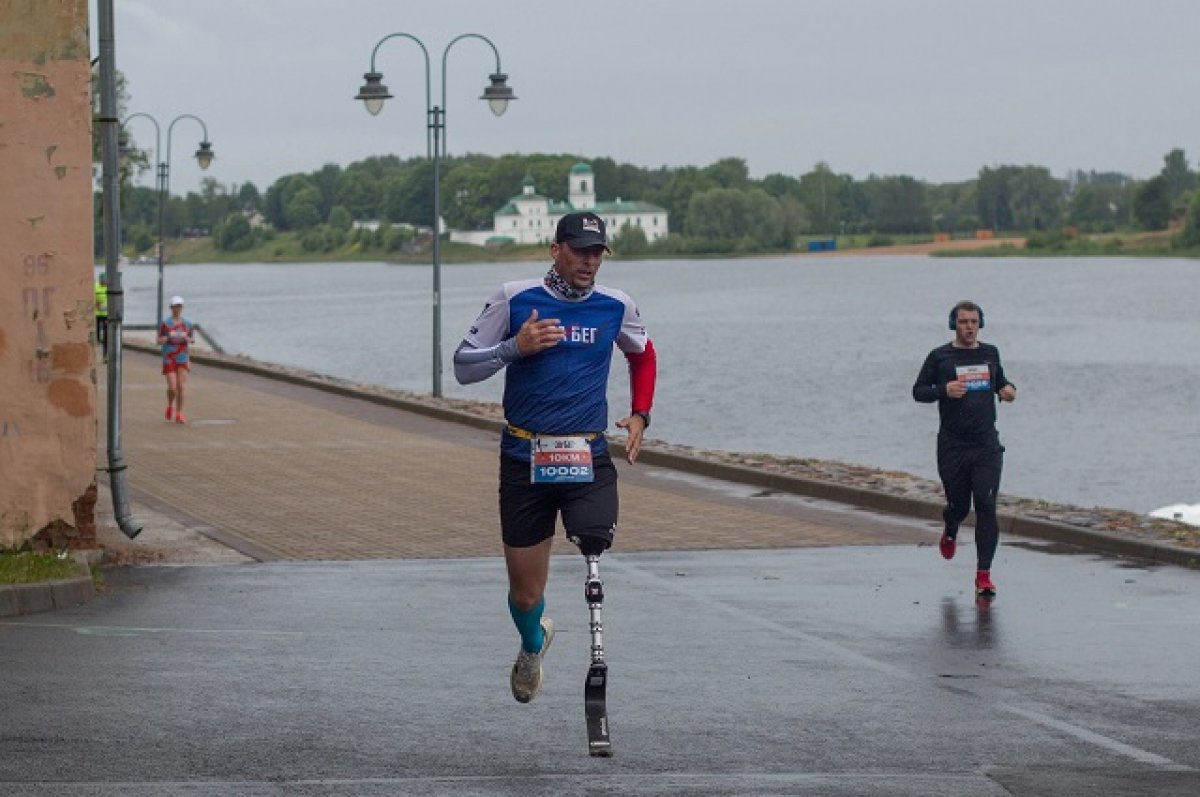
215, 213, 256, 252
327, 205, 352, 231
611, 223, 649, 256
1176, 190, 1200, 248
1024, 230, 1069, 250
385, 226, 415, 251
300, 225, 328, 252
127, 224, 155, 253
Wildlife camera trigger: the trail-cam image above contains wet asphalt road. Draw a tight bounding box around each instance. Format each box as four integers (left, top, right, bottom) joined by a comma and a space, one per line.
1, 543, 1198, 796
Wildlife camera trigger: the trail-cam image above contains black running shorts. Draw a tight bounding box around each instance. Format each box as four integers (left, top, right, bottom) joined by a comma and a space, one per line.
498, 453, 619, 549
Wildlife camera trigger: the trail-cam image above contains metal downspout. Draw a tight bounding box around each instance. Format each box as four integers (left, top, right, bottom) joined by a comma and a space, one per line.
98, 0, 142, 538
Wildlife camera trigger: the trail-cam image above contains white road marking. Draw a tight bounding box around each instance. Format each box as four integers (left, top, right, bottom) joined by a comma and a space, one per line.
0, 621, 304, 637
999, 704, 1193, 771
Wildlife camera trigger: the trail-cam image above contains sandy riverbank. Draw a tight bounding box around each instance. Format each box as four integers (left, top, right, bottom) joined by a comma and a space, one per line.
807, 237, 1025, 257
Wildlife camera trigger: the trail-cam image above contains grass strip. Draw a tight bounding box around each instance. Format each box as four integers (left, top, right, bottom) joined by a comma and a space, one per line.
0, 551, 80, 585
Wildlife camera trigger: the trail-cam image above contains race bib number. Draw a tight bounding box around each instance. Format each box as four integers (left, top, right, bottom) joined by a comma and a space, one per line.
956, 364, 991, 392
531, 435, 594, 484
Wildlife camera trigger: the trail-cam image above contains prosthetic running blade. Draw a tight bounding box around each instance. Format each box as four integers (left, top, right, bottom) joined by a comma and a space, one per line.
578, 549, 613, 757
584, 662, 611, 757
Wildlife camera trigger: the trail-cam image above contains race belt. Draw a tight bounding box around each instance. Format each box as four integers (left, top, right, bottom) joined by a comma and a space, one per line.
510, 425, 598, 484
507, 424, 599, 442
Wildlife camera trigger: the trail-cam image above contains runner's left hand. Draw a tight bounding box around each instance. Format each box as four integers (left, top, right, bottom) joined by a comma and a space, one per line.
616, 414, 646, 464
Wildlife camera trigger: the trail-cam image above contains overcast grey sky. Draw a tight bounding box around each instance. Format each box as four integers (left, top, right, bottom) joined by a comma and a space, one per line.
96, 0, 1200, 196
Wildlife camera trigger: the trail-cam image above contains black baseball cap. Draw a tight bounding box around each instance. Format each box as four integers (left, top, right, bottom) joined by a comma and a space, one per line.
555, 211, 610, 252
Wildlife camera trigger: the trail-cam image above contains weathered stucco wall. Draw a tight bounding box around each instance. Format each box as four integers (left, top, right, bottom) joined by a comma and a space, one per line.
0, 0, 97, 548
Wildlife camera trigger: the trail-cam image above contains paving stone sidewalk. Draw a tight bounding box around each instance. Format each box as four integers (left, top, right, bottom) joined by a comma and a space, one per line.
100, 351, 937, 562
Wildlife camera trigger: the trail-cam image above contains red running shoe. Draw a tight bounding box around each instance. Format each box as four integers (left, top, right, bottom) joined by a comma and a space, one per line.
975, 570, 996, 598
939, 533, 957, 560
175, 413, 186, 424
165, 405, 174, 421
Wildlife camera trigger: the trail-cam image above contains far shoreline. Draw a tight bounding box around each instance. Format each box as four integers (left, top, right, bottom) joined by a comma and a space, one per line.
112, 227, 1200, 267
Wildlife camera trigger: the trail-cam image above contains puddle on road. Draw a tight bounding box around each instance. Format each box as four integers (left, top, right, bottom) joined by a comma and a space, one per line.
1007, 540, 1092, 556
1006, 540, 1162, 570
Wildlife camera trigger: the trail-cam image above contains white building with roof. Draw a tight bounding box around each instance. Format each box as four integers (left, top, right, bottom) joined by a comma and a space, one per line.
450, 162, 669, 247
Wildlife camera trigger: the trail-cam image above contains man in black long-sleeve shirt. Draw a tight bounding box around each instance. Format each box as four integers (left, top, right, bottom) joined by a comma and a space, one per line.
913, 300, 1016, 598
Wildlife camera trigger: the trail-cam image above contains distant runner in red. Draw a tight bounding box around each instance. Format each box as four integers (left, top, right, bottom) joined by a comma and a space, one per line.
913, 300, 1017, 598
158, 295, 195, 424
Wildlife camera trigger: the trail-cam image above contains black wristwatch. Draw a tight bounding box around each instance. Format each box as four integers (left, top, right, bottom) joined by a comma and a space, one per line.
633, 411, 650, 428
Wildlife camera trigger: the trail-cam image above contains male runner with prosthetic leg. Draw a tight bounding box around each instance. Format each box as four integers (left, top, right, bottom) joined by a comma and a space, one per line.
913, 301, 1017, 598
454, 212, 656, 725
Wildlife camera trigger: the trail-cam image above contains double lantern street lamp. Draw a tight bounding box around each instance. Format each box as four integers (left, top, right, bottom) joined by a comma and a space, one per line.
119, 113, 214, 325
355, 33, 515, 398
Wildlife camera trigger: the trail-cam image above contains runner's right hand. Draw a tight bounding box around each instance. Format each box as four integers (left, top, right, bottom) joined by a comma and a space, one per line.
516, 309, 565, 356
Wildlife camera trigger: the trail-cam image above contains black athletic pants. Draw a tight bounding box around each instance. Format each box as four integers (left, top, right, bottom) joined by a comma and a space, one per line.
95, 316, 108, 358
937, 440, 1003, 570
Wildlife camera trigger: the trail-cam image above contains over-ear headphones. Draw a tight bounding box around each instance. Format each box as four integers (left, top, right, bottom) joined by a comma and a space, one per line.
949, 304, 985, 330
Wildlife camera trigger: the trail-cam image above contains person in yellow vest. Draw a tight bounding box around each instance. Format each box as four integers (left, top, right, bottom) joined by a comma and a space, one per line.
94, 273, 109, 359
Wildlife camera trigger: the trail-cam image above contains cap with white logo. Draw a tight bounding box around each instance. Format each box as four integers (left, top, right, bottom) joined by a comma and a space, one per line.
554, 211, 610, 252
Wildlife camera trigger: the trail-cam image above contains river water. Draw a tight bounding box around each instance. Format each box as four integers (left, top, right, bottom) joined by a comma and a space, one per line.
116, 255, 1199, 514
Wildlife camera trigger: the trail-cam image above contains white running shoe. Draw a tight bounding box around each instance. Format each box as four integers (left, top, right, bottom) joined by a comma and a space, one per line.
510, 617, 555, 703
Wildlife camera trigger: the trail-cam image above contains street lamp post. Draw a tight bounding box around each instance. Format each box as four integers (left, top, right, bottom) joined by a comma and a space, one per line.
120, 113, 214, 325
355, 33, 515, 398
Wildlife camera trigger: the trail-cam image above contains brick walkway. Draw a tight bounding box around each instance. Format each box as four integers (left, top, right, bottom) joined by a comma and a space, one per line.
101, 351, 933, 561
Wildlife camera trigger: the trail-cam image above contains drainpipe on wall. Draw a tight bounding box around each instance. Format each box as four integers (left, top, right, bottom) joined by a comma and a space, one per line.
98, 0, 142, 539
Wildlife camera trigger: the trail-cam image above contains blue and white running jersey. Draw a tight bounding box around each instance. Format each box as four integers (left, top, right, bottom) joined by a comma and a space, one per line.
463, 278, 650, 462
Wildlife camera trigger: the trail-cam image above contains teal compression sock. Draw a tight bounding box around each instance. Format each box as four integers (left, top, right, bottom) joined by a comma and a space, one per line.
508, 595, 545, 653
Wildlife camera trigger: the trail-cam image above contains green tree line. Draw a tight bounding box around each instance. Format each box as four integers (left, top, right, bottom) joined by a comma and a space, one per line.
223, 148, 1200, 254
102, 137, 1200, 257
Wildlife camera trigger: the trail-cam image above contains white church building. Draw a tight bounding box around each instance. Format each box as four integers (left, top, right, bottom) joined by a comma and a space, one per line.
450, 162, 669, 247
